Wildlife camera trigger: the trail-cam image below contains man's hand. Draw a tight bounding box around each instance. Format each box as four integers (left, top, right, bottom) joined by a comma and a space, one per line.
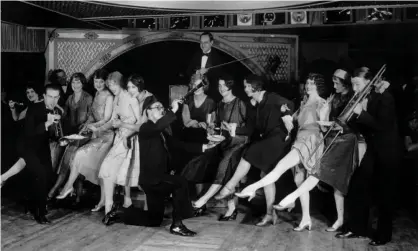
353, 103, 363, 115
197, 68, 208, 75
198, 122, 207, 129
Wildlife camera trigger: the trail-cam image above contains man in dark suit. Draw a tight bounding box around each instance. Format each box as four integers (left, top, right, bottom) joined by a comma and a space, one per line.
105, 97, 213, 236
21, 83, 63, 224
336, 68, 401, 246
187, 32, 223, 101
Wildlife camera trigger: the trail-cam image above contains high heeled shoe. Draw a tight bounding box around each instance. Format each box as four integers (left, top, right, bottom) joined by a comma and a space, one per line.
293, 220, 312, 232
273, 202, 295, 212
56, 187, 74, 200
218, 209, 238, 221
325, 221, 343, 232
193, 204, 207, 217
91, 203, 105, 212
256, 211, 278, 227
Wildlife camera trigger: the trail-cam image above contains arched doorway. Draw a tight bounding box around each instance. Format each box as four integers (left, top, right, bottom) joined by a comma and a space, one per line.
103, 41, 252, 104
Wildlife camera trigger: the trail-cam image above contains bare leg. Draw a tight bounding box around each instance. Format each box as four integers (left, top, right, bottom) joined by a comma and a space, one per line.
1, 158, 26, 186
293, 172, 311, 230
216, 158, 251, 199
224, 197, 237, 216
236, 149, 301, 199
103, 178, 115, 214
92, 179, 105, 211
257, 172, 278, 226
49, 170, 69, 198
123, 186, 132, 208
332, 189, 344, 228
193, 184, 222, 208
57, 164, 81, 197
278, 176, 320, 207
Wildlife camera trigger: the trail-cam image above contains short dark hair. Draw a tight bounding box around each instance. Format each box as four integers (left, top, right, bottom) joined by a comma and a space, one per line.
333, 68, 352, 90
200, 32, 214, 41
218, 74, 235, 90
93, 69, 109, 81
44, 83, 62, 94
353, 67, 373, 80
244, 74, 266, 92
48, 69, 66, 84
25, 83, 42, 96
127, 74, 145, 92
307, 73, 327, 98
69, 72, 87, 87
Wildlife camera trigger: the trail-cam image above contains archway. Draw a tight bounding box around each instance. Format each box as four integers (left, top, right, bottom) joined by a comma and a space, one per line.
102, 40, 252, 104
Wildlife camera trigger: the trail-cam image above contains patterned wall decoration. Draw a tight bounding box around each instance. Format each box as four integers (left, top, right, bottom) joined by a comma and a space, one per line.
51, 30, 297, 84
56, 40, 115, 78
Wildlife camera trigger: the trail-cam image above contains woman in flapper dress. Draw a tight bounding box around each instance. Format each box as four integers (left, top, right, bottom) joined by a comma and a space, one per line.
236, 73, 329, 231
97, 72, 141, 216
215, 74, 295, 226
54, 70, 115, 211
181, 75, 251, 220
49, 73, 93, 202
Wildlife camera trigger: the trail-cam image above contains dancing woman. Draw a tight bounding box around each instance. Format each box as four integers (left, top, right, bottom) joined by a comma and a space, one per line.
98, 72, 141, 218
55, 69, 114, 210
215, 74, 294, 226
236, 73, 329, 231
49, 73, 93, 202
181, 74, 251, 220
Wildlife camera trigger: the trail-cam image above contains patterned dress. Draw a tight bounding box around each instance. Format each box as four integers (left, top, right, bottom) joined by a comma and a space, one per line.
98, 90, 140, 187
75, 90, 115, 185
292, 98, 325, 175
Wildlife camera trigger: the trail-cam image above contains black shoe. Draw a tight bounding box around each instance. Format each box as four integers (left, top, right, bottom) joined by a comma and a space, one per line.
193, 205, 207, 217
369, 239, 389, 246
218, 209, 238, 221
335, 231, 366, 239
33, 208, 52, 224
102, 204, 120, 226
169, 223, 197, 237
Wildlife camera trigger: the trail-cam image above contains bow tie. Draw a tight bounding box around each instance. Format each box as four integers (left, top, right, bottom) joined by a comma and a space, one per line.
202, 53, 209, 57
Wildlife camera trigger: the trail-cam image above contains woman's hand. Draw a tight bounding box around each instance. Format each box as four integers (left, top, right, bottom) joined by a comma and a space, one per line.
235, 184, 258, 202
222, 121, 237, 137
198, 122, 207, 129
8, 100, 16, 109
87, 124, 98, 132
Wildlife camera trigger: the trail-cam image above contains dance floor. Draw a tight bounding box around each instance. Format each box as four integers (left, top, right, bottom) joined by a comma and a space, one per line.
1, 196, 417, 251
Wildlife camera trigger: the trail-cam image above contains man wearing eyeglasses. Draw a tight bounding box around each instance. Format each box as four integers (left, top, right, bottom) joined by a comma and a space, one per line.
186, 32, 223, 101
106, 97, 214, 236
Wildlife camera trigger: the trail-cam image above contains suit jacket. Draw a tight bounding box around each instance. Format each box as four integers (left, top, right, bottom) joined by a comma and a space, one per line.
21, 102, 57, 163
186, 50, 223, 101
355, 91, 401, 160
139, 110, 203, 185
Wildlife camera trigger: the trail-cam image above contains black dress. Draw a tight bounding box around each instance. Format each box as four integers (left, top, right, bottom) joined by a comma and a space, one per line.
242, 92, 294, 173
181, 98, 250, 185
312, 92, 359, 195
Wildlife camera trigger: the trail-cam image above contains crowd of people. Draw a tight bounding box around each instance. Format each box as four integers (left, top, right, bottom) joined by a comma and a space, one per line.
1, 32, 418, 246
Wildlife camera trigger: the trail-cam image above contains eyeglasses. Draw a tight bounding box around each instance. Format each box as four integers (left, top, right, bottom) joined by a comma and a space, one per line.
149, 106, 164, 111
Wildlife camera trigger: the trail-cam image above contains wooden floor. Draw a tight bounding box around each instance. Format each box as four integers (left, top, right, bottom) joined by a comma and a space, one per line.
1, 197, 418, 251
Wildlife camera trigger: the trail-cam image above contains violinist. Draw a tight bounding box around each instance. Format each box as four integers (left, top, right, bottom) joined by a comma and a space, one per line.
336, 67, 402, 246
187, 32, 222, 101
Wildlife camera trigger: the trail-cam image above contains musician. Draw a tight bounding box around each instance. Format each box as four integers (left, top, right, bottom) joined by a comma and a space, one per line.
49, 69, 71, 107
336, 67, 401, 246
216, 74, 295, 227
19, 83, 62, 224
105, 97, 213, 236
187, 32, 223, 101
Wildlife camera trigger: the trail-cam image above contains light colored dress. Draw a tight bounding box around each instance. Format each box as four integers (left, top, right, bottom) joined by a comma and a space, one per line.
292, 99, 325, 174
98, 90, 140, 187
74, 90, 115, 185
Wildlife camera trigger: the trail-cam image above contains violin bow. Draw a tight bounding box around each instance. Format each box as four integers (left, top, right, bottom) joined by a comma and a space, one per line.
205, 55, 259, 71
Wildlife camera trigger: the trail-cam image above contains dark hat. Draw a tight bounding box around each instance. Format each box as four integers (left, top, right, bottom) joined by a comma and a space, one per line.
142, 95, 159, 116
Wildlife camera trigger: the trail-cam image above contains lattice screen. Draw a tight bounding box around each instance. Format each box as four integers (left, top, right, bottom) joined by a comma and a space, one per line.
240, 43, 291, 82
57, 41, 115, 78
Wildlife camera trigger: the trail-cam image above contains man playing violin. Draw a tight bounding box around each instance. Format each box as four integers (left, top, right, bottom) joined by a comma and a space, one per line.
187, 32, 223, 101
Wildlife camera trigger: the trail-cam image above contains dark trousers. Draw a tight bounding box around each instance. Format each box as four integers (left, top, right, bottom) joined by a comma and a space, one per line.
22, 149, 54, 215
346, 148, 399, 241
123, 175, 193, 227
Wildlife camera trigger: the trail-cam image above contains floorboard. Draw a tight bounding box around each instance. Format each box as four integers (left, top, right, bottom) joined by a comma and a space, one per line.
1, 197, 417, 251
